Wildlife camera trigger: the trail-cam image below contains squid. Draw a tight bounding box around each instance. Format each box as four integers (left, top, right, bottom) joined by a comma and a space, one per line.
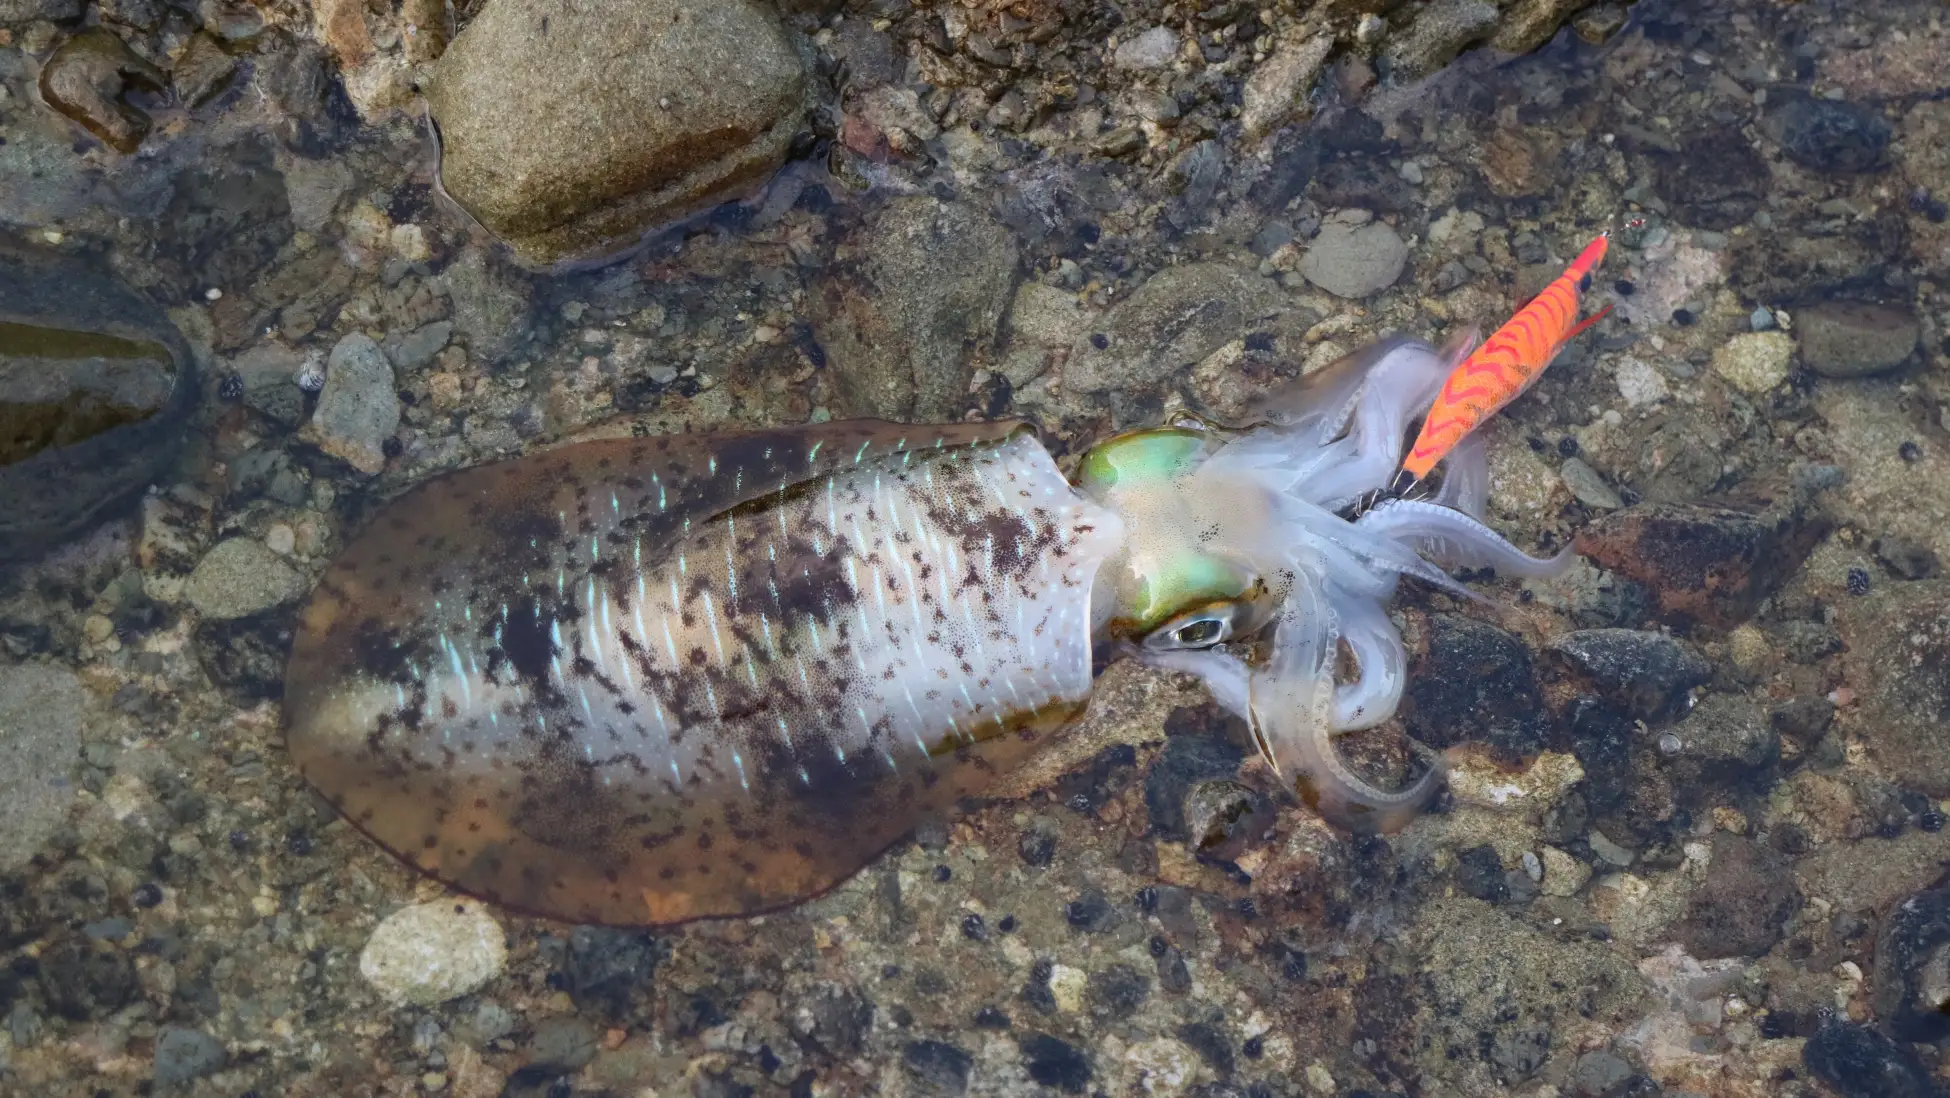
284, 333, 1571, 927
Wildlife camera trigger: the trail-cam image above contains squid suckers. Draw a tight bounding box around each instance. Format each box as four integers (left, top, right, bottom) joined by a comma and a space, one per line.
284, 420, 1126, 926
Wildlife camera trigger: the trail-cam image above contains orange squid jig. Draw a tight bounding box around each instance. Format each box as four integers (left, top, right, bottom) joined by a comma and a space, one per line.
1397, 229, 1616, 490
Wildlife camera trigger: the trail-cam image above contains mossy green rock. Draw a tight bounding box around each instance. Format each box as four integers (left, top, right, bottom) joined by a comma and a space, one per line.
424, 0, 811, 268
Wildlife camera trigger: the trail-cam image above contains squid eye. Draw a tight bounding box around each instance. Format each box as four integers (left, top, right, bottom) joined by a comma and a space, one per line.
1175, 618, 1224, 645
1143, 606, 1242, 652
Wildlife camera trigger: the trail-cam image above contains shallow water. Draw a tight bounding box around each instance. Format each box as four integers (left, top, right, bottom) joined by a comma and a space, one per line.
2, 0, 1949, 1094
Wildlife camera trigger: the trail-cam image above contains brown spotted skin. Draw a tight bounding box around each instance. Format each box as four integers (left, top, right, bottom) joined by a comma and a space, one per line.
284, 419, 1126, 926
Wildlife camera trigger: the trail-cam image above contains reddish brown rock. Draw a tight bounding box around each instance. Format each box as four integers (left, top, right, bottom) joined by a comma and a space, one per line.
1575, 486, 1829, 633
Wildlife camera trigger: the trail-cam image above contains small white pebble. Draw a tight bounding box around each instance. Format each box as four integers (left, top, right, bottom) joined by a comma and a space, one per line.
360, 900, 507, 1007
265, 524, 296, 556
1521, 850, 1543, 883
205, 287, 223, 301
1658, 731, 1683, 755
41, 228, 63, 244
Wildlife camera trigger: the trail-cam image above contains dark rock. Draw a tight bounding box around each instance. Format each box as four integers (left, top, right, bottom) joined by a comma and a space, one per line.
1065, 889, 1120, 934
1870, 884, 1950, 1041
1018, 1033, 1093, 1093
37, 28, 167, 153
193, 614, 294, 702
1575, 491, 1828, 634
1656, 128, 1770, 231
1836, 582, 1950, 797
1455, 845, 1509, 904
153, 1027, 227, 1089
1668, 695, 1779, 794
98, 0, 162, 29
157, 140, 294, 304
1086, 963, 1150, 1017
1018, 819, 1059, 867
37, 935, 137, 1020
902, 1039, 973, 1096
1176, 1022, 1234, 1077
1570, 1049, 1635, 1097
1144, 714, 1246, 843
1489, 1024, 1552, 1084
1779, 620, 1841, 664
0, 240, 198, 564
792, 984, 873, 1057
1875, 536, 1941, 580
0, 0, 81, 22
559, 927, 662, 1020
815, 197, 1018, 421
1673, 833, 1800, 959
1052, 741, 1139, 818
1403, 613, 1548, 761
1770, 697, 1834, 745
1764, 94, 1892, 174
1796, 301, 1920, 378
1548, 629, 1711, 723
1802, 1014, 1940, 1098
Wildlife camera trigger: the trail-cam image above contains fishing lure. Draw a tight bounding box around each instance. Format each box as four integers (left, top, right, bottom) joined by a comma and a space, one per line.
285, 338, 1570, 927
1397, 230, 1614, 489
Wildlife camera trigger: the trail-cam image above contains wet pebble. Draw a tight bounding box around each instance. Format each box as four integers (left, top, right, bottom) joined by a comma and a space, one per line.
37, 27, 167, 153
1559, 457, 1623, 510
1113, 26, 1178, 70
307, 332, 401, 475
172, 32, 239, 108
1796, 301, 1920, 378
359, 900, 507, 1007
153, 1026, 227, 1089
183, 538, 308, 621
425, 0, 809, 266
1549, 629, 1710, 723
1668, 694, 1779, 788
1711, 331, 1795, 394
526, 1015, 599, 1072
383, 320, 454, 373
1298, 211, 1408, 299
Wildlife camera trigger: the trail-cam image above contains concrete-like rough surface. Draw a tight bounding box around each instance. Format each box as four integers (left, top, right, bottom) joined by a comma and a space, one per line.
424, 0, 810, 267
815, 197, 1019, 421
0, 662, 85, 872
1064, 260, 1294, 393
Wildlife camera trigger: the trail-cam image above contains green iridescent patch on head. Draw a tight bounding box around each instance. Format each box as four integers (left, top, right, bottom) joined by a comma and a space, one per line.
1076, 428, 1211, 494
1126, 550, 1255, 633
